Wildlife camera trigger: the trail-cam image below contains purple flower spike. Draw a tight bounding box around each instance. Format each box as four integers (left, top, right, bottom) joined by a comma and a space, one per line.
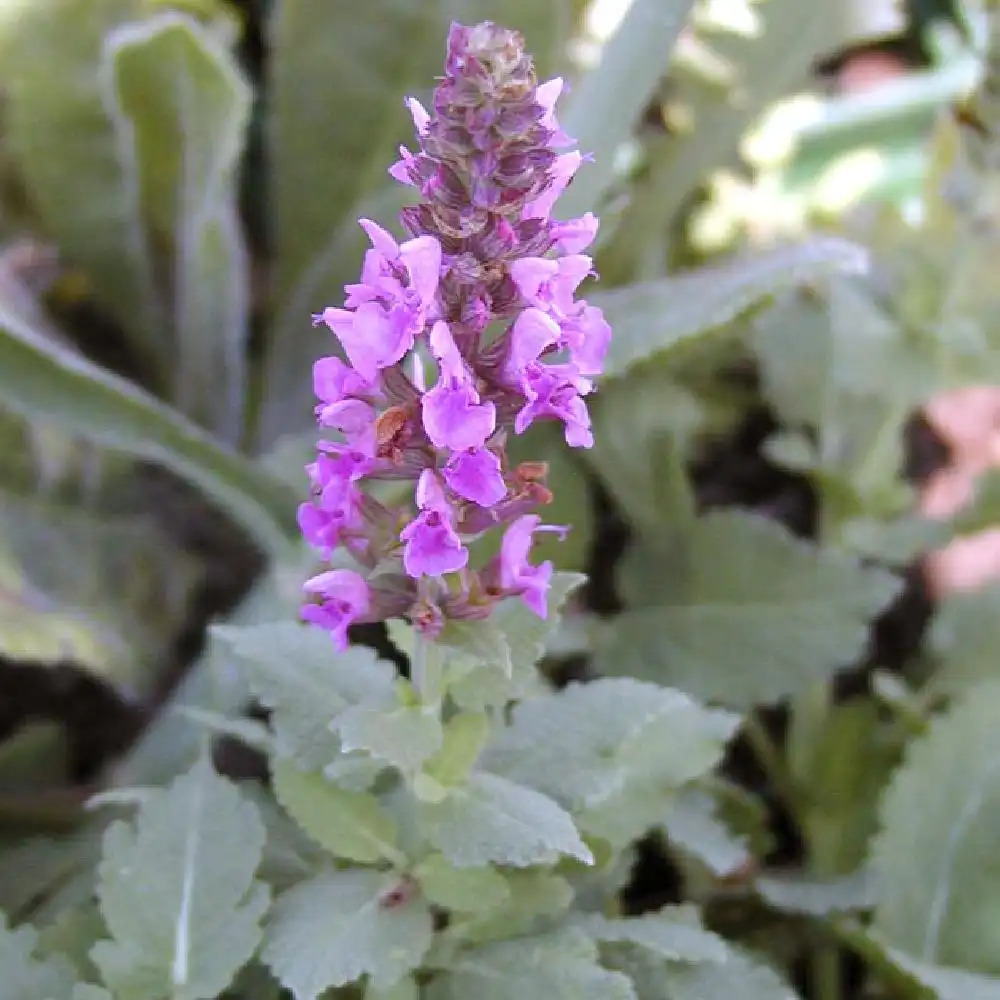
300, 20, 611, 642
301, 569, 371, 649
401, 470, 469, 577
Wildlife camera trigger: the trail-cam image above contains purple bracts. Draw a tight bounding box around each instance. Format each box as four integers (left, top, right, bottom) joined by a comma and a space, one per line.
300, 21, 610, 647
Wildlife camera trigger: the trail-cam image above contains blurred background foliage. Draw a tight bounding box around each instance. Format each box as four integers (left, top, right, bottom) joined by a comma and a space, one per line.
6, 0, 1000, 996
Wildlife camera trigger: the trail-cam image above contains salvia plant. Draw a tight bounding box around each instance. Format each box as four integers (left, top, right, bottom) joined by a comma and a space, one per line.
6, 2, 1000, 1000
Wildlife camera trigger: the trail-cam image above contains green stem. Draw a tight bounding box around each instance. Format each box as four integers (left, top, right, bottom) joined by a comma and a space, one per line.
743, 710, 799, 812
411, 631, 443, 707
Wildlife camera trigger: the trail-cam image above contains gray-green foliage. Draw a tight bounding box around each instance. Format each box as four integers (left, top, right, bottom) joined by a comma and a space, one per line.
5, 2, 1000, 1000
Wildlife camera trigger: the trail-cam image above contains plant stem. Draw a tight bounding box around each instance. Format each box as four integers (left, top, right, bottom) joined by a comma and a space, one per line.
743, 710, 799, 811
411, 631, 442, 707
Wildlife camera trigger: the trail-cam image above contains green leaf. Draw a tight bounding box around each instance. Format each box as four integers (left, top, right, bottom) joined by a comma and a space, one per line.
213, 622, 397, 770
596, 511, 900, 708
557, 0, 695, 220
597, 238, 868, 379
929, 585, 1000, 697
756, 868, 877, 917
660, 945, 800, 1000
870, 681, 1000, 973
0, 487, 199, 692
443, 573, 585, 712
258, 0, 570, 445
271, 759, 404, 866
0, 298, 296, 554
662, 786, 749, 876
334, 703, 443, 773
878, 945, 1000, 1000
426, 928, 635, 1000
261, 867, 433, 998
423, 712, 490, 789
414, 854, 509, 914
445, 869, 573, 949
103, 13, 251, 440
91, 757, 269, 1000
366, 976, 419, 1000
0, 912, 77, 1000
483, 678, 737, 812
0, 0, 163, 371
578, 908, 727, 963
420, 770, 593, 868
73, 987, 115, 1000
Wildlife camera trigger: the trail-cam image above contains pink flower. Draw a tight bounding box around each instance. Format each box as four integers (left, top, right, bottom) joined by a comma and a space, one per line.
499, 514, 561, 618
400, 470, 468, 577
313, 221, 441, 381
444, 447, 507, 507
422, 321, 496, 450
301, 569, 371, 650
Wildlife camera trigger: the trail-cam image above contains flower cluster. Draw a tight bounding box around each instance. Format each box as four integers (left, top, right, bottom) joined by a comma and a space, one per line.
300, 21, 610, 649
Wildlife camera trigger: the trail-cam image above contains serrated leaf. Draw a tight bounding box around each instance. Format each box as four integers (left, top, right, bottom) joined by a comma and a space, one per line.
420, 770, 592, 868
484, 679, 736, 813
597, 238, 868, 378
271, 759, 403, 866
929, 585, 1000, 697
578, 909, 727, 963
426, 928, 635, 1000
262, 868, 432, 998
104, 13, 251, 440
259, 0, 570, 445
661, 944, 800, 1000
756, 868, 877, 917
596, 511, 900, 708
663, 786, 749, 876
414, 854, 509, 914
335, 703, 443, 773
91, 757, 269, 1000
0, 912, 78, 1000
213, 622, 397, 770
870, 682, 1000, 973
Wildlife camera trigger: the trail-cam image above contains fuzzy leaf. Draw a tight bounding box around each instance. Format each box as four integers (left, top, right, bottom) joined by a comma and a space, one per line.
271, 759, 403, 866
442, 573, 585, 712
0, 291, 295, 553
578, 909, 727, 963
414, 854, 509, 914
420, 771, 592, 868
483, 679, 737, 812
91, 757, 269, 1000
104, 13, 251, 440
213, 622, 397, 770
422, 712, 490, 789
660, 945, 800, 1000
597, 511, 900, 707
426, 928, 636, 1000
663, 786, 749, 876
262, 868, 433, 998
929, 586, 1000, 696
557, 0, 695, 219
597, 238, 868, 378
870, 682, 1000, 973
334, 704, 443, 773
73, 988, 115, 1000
880, 945, 1000, 1000
756, 869, 877, 917
0, 912, 77, 1000
450, 870, 574, 946
259, 0, 570, 444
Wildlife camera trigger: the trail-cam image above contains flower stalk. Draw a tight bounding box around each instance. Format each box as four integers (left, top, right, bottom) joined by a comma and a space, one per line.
299, 20, 610, 649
